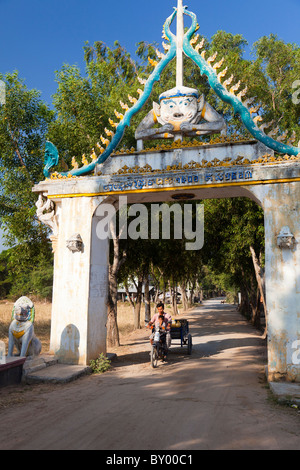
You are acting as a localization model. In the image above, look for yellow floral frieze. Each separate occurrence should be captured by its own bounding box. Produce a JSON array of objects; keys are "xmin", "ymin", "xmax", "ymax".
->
[
  {"xmin": 113, "ymin": 135, "xmax": 252, "ymax": 155},
  {"xmin": 112, "ymin": 153, "xmax": 300, "ymax": 176}
]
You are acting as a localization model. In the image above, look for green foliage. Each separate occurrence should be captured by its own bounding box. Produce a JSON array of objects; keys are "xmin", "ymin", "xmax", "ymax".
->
[
  {"xmin": 2, "ymin": 245, "xmax": 53, "ymax": 300},
  {"xmin": 0, "ymin": 72, "xmax": 54, "ymax": 236},
  {"xmin": 48, "ymin": 41, "xmax": 143, "ymax": 167},
  {"xmin": 0, "ymin": 72, "xmax": 55, "ymax": 299},
  {"xmin": 89, "ymin": 353, "xmax": 111, "ymax": 374},
  {"xmin": 0, "ymin": 249, "xmax": 13, "ymax": 297},
  {"xmin": 0, "ymin": 71, "xmax": 55, "ymax": 183}
]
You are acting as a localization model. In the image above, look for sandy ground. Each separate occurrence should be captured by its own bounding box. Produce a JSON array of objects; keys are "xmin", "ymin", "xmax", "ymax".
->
[{"xmin": 0, "ymin": 298, "xmax": 299, "ymax": 451}]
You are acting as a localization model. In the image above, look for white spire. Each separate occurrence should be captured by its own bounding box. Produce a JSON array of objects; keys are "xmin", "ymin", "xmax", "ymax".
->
[{"xmin": 176, "ymin": 0, "xmax": 184, "ymax": 87}]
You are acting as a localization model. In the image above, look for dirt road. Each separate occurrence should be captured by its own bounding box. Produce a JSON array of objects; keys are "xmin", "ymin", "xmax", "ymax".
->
[{"xmin": 0, "ymin": 299, "xmax": 299, "ymax": 450}]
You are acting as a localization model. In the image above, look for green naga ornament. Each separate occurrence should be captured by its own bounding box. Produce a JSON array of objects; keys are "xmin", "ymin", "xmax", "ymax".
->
[{"xmin": 44, "ymin": 0, "xmax": 300, "ymax": 178}]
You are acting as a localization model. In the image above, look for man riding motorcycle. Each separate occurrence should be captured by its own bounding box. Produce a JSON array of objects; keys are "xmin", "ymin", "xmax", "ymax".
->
[{"xmin": 147, "ymin": 302, "xmax": 172, "ymax": 359}]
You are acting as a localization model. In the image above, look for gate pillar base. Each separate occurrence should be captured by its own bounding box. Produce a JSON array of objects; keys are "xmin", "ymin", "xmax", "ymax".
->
[
  {"xmin": 49, "ymin": 195, "xmax": 109, "ymax": 366},
  {"xmin": 253, "ymin": 183, "xmax": 300, "ymax": 383}
]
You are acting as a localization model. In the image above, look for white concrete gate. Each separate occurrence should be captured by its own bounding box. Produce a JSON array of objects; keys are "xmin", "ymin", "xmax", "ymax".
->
[
  {"xmin": 34, "ymin": 139, "xmax": 300, "ymax": 382},
  {"xmin": 33, "ymin": 1, "xmax": 300, "ymax": 382}
]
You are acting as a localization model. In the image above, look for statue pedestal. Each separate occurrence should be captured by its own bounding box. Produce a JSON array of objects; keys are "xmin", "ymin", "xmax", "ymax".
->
[{"xmin": 0, "ymin": 357, "xmax": 26, "ymax": 387}]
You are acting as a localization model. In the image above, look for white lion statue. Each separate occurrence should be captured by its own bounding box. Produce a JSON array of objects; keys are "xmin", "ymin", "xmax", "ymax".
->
[{"xmin": 8, "ymin": 296, "xmax": 42, "ymax": 357}]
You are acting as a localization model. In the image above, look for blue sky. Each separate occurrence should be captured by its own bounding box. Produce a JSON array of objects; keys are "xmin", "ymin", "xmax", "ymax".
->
[{"xmin": 0, "ymin": 0, "xmax": 299, "ymax": 106}]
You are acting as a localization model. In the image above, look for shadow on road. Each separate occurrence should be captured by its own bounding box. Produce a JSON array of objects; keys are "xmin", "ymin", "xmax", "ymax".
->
[{"xmin": 111, "ymin": 298, "xmax": 267, "ymax": 368}]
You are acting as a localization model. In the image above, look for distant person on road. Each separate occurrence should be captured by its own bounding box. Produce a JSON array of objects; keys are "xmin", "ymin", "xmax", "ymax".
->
[{"xmin": 147, "ymin": 302, "xmax": 172, "ymax": 355}]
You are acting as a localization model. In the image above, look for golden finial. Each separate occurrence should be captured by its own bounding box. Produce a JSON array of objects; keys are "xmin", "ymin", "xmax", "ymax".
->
[
  {"xmin": 217, "ymin": 67, "xmax": 228, "ymax": 82},
  {"xmin": 71, "ymin": 157, "xmax": 78, "ymax": 169},
  {"xmin": 148, "ymin": 57, "xmax": 158, "ymax": 67},
  {"xmin": 244, "ymin": 97, "xmax": 256, "ymax": 108},
  {"xmin": 82, "ymin": 154, "xmax": 89, "ymax": 166},
  {"xmin": 120, "ymin": 101, "xmax": 129, "ymax": 111},
  {"xmin": 109, "ymin": 118, "xmax": 118, "ymax": 128},
  {"xmin": 91, "ymin": 148, "xmax": 98, "ymax": 161},
  {"xmin": 229, "ymin": 80, "xmax": 241, "ymax": 95},
  {"xmin": 128, "ymin": 95, "xmax": 137, "ymax": 104},
  {"xmin": 213, "ymin": 58, "xmax": 225, "ymax": 71},
  {"xmin": 96, "ymin": 142, "xmax": 105, "ymax": 153},
  {"xmin": 259, "ymin": 120, "xmax": 275, "ymax": 133},
  {"xmin": 223, "ymin": 74, "xmax": 234, "ymax": 89},
  {"xmin": 253, "ymin": 115, "xmax": 263, "ymax": 126},
  {"xmin": 197, "ymin": 38, "xmax": 205, "ymax": 49},
  {"xmin": 277, "ymin": 130, "xmax": 289, "ymax": 142},
  {"xmin": 155, "ymin": 49, "xmax": 165, "ymax": 59},
  {"xmin": 287, "ymin": 130, "xmax": 296, "ymax": 146},
  {"xmin": 114, "ymin": 110, "xmax": 124, "ymax": 120},
  {"xmin": 250, "ymin": 104, "xmax": 261, "ymax": 116},
  {"xmin": 100, "ymin": 135, "xmax": 110, "ymax": 147},
  {"xmin": 237, "ymin": 86, "xmax": 248, "ymax": 100},
  {"xmin": 190, "ymin": 34, "xmax": 199, "ymax": 45},
  {"xmin": 207, "ymin": 51, "xmax": 218, "ymax": 65},
  {"xmin": 268, "ymin": 126, "xmax": 280, "ymax": 138},
  {"xmin": 105, "ymin": 127, "xmax": 114, "ymax": 137},
  {"xmin": 137, "ymin": 76, "xmax": 147, "ymax": 85},
  {"xmin": 162, "ymin": 42, "xmax": 171, "ymax": 51}
]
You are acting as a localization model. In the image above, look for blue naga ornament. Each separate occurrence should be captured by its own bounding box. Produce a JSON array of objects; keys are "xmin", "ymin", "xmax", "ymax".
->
[
  {"xmin": 44, "ymin": 3, "xmax": 300, "ymax": 178},
  {"xmin": 43, "ymin": 8, "xmax": 178, "ymax": 178},
  {"xmin": 43, "ymin": 140, "xmax": 59, "ymax": 178},
  {"xmin": 182, "ymin": 7, "xmax": 300, "ymax": 157}
]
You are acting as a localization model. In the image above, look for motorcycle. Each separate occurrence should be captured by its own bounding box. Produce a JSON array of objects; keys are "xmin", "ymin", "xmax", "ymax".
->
[{"xmin": 150, "ymin": 325, "xmax": 168, "ymax": 368}]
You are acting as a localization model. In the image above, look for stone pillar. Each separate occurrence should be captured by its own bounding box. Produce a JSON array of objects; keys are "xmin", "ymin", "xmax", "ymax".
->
[
  {"xmin": 252, "ymin": 183, "xmax": 300, "ymax": 382},
  {"xmin": 49, "ymin": 195, "xmax": 109, "ymax": 365}
]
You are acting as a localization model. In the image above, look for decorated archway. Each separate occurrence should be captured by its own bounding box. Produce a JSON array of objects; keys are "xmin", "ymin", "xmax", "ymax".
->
[{"xmin": 34, "ymin": 1, "xmax": 300, "ymax": 382}]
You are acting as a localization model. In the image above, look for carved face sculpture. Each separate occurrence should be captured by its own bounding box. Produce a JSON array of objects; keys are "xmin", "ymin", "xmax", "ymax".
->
[
  {"xmin": 66, "ymin": 234, "xmax": 84, "ymax": 253},
  {"xmin": 155, "ymin": 86, "xmax": 202, "ymax": 130},
  {"xmin": 13, "ymin": 296, "xmax": 34, "ymax": 322},
  {"xmin": 14, "ymin": 306, "xmax": 31, "ymax": 322},
  {"xmin": 277, "ymin": 226, "xmax": 295, "ymax": 249}
]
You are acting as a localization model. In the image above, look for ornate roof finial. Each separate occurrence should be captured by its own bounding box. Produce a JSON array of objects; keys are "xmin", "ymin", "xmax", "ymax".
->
[{"xmin": 176, "ymin": 0, "xmax": 184, "ymax": 87}]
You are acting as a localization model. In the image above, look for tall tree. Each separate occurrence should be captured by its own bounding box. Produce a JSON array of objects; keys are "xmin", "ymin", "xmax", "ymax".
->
[{"xmin": 0, "ymin": 72, "xmax": 54, "ymax": 298}]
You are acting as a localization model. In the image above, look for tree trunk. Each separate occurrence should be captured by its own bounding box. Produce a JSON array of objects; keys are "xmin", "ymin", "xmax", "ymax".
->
[
  {"xmin": 250, "ymin": 246, "xmax": 268, "ymax": 338},
  {"xmin": 169, "ymin": 280, "xmax": 178, "ymax": 317},
  {"xmin": 107, "ymin": 256, "xmax": 120, "ymax": 348},
  {"xmin": 125, "ymin": 280, "xmax": 134, "ymax": 308},
  {"xmin": 106, "ymin": 220, "xmax": 127, "ymax": 348},
  {"xmin": 189, "ymin": 278, "xmax": 196, "ymax": 307},
  {"xmin": 132, "ymin": 274, "xmax": 144, "ymax": 329},
  {"xmin": 250, "ymin": 287, "xmax": 261, "ymax": 328},
  {"xmin": 180, "ymin": 281, "xmax": 188, "ymax": 311},
  {"xmin": 106, "ymin": 290, "xmax": 119, "ymax": 348},
  {"xmin": 144, "ymin": 276, "xmax": 151, "ymax": 323},
  {"xmin": 238, "ymin": 272, "xmax": 251, "ymax": 318}
]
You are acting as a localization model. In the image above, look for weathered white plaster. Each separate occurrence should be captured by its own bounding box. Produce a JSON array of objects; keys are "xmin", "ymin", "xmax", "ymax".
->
[
  {"xmin": 96, "ymin": 140, "xmax": 270, "ymax": 177},
  {"xmin": 48, "ymin": 195, "xmax": 109, "ymax": 365},
  {"xmin": 251, "ymin": 183, "xmax": 300, "ymax": 382}
]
